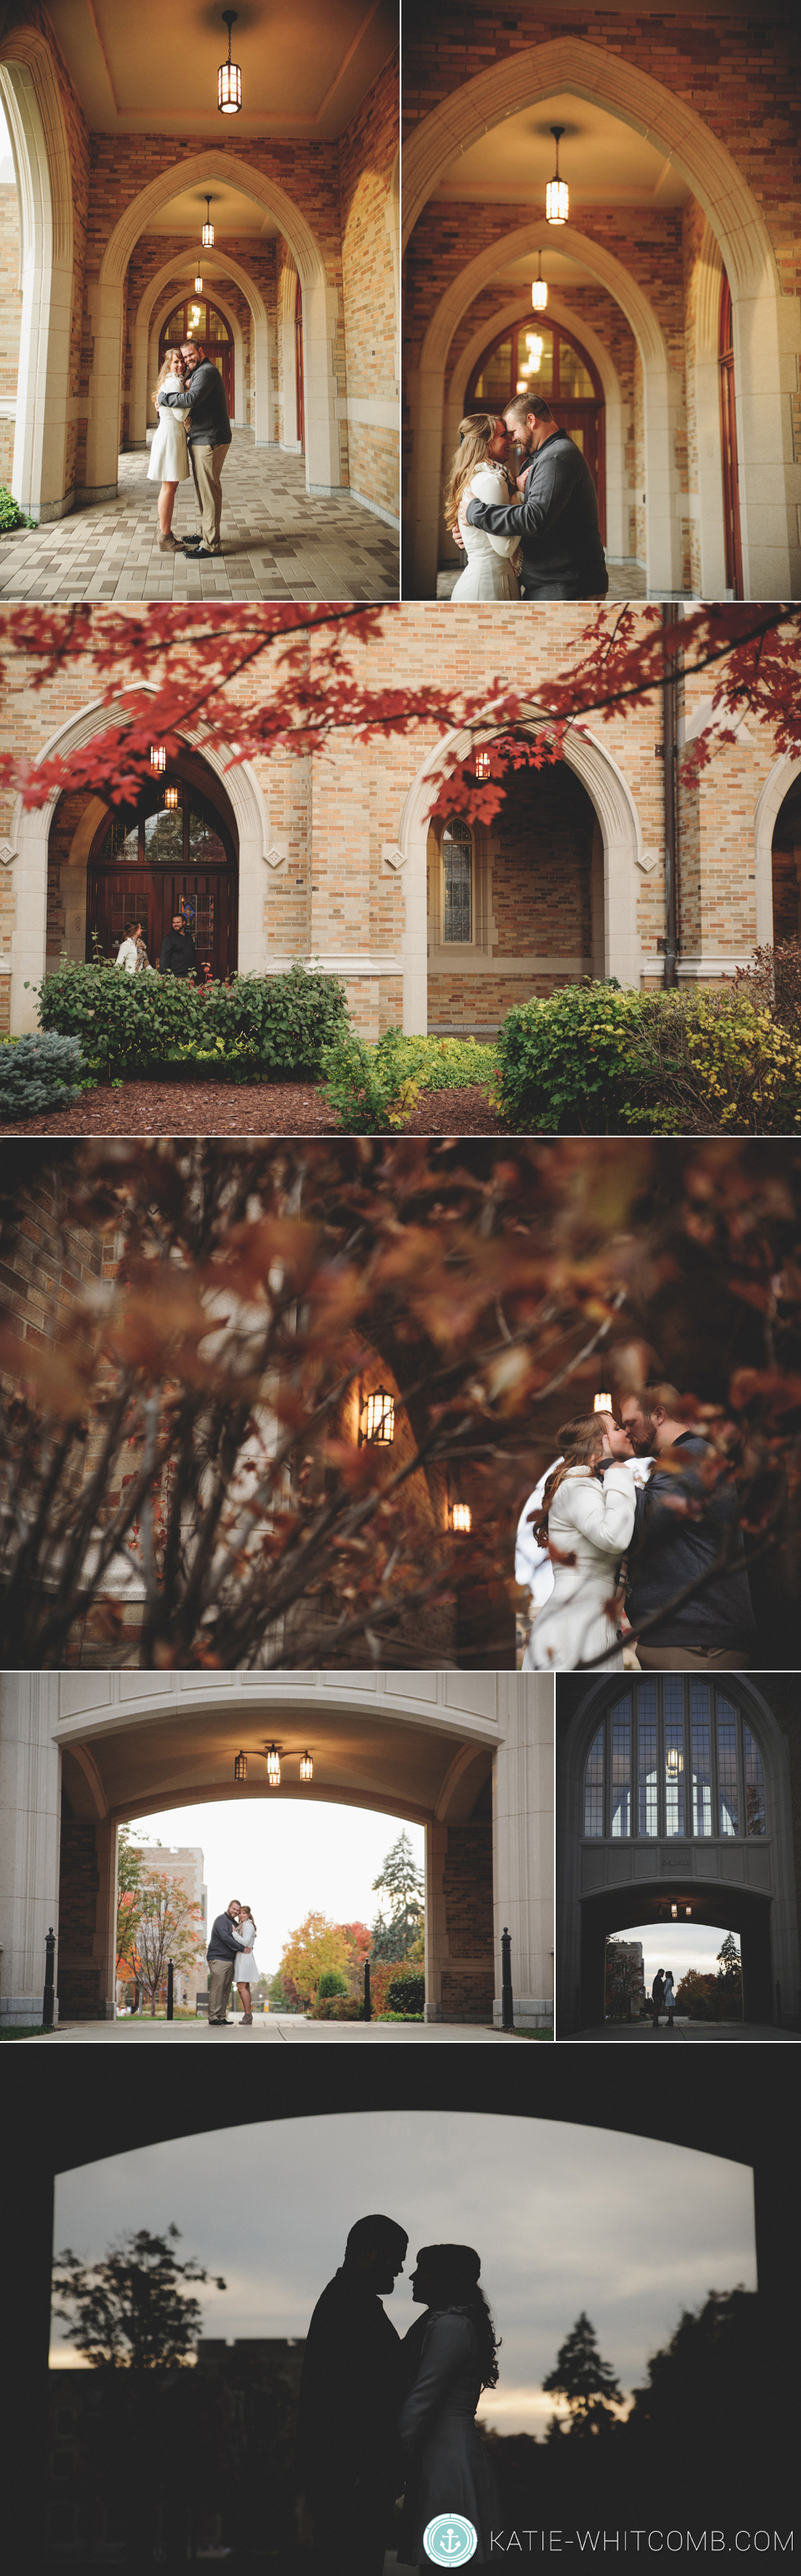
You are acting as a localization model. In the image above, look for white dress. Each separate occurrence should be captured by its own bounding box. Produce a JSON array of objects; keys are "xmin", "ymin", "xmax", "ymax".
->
[
  {"xmin": 234, "ymin": 1920, "xmax": 258, "ymax": 1983},
  {"xmin": 523, "ymin": 1463, "xmax": 637, "ymax": 1671},
  {"xmin": 148, "ymin": 380, "xmax": 190, "ymax": 483},
  {"xmin": 451, "ymin": 466, "xmax": 521, "ymax": 602},
  {"xmin": 399, "ymin": 2308, "xmax": 500, "ymax": 2568}
]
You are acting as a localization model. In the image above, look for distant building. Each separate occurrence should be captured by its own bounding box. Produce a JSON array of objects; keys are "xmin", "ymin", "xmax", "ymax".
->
[
  {"xmin": 122, "ymin": 1843, "xmax": 207, "ymax": 2014},
  {"xmin": 47, "ymin": 2340, "xmax": 306, "ymax": 2560}
]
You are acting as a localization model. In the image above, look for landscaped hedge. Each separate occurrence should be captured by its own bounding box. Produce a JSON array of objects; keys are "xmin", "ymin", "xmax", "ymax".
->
[
  {"xmin": 0, "ymin": 1031, "xmax": 85, "ymax": 1118},
  {"xmin": 494, "ymin": 981, "xmax": 801, "ymax": 1135},
  {"xmin": 385, "ymin": 1974, "xmax": 426, "ymax": 2015},
  {"xmin": 33, "ymin": 959, "xmax": 350, "ymax": 1081},
  {"xmin": 320, "ymin": 1026, "xmax": 498, "ymax": 1132}
]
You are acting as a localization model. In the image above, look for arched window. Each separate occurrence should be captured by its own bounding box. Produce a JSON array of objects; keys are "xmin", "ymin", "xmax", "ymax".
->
[
  {"xmin": 442, "ymin": 822, "xmax": 472, "ymax": 943},
  {"xmin": 159, "ymin": 298, "xmax": 234, "ymax": 415},
  {"xmin": 582, "ymin": 1684, "xmax": 765, "ymax": 1841}
]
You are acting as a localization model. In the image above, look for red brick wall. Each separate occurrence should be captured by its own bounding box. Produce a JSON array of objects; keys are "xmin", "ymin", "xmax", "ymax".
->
[{"xmin": 120, "ymin": 237, "xmax": 279, "ymax": 440}]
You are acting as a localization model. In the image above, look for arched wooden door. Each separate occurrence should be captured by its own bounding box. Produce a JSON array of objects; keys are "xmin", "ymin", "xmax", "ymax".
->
[
  {"xmin": 159, "ymin": 297, "xmax": 234, "ymax": 417},
  {"xmin": 466, "ymin": 317, "xmax": 606, "ymax": 543},
  {"xmin": 86, "ymin": 779, "xmax": 238, "ymax": 982},
  {"xmin": 719, "ymin": 276, "xmax": 743, "ymax": 600},
  {"xmin": 295, "ymin": 274, "xmax": 305, "ymax": 452}
]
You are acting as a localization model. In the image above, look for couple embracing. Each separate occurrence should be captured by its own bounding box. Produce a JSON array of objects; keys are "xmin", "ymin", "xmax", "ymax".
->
[
  {"xmin": 149, "ymin": 340, "xmax": 232, "ymax": 559},
  {"xmin": 445, "ymin": 390, "xmax": 608, "ymax": 601},
  {"xmin": 298, "ymin": 2213, "xmax": 500, "ymax": 2573}
]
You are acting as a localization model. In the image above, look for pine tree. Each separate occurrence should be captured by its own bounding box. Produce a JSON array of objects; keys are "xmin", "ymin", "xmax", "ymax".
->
[
  {"xmin": 542, "ymin": 2311, "xmax": 622, "ymax": 2438},
  {"xmin": 370, "ymin": 1830, "xmax": 424, "ymax": 1961}
]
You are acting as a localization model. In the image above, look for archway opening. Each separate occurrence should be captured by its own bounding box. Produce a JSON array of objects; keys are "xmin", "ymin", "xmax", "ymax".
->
[
  {"xmin": 466, "ymin": 315, "xmax": 607, "ymax": 542},
  {"xmin": 770, "ymin": 775, "xmax": 801, "ymax": 945},
  {"xmin": 718, "ymin": 272, "xmax": 743, "ymax": 600},
  {"xmin": 0, "ymin": 92, "xmax": 20, "ymax": 498},
  {"xmin": 427, "ymin": 759, "xmax": 600, "ymax": 1031},
  {"xmin": 295, "ymin": 272, "xmax": 305, "ymax": 452},
  {"xmin": 604, "ymin": 1918, "xmax": 743, "ymax": 2028},
  {"xmin": 45, "ymin": 745, "xmax": 240, "ymax": 985}
]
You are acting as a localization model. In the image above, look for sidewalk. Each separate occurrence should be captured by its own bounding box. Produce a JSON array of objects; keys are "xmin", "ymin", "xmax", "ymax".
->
[
  {"xmin": 563, "ymin": 2019, "xmax": 800, "ymax": 2044},
  {"xmin": 28, "ymin": 2013, "xmax": 520, "ymax": 2044}
]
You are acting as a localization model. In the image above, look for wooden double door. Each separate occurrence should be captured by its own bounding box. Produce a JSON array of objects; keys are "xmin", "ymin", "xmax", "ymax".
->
[{"xmin": 87, "ymin": 865, "xmax": 235, "ymax": 983}]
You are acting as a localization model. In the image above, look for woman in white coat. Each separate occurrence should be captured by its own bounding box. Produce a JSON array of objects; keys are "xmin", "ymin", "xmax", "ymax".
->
[
  {"xmin": 523, "ymin": 1412, "xmax": 637, "ymax": 1671},
  {"xmin": 234, "ymin": 1905, "xmax": 258, "ymax": 2024},
  {"xmin": 444, "ymin": 414, "xmax": 521, "ymax": 602},
  {"xmin": 399, "ymin": 2243, "xmax": 500, "ymax": 2569},
  {"xmin": 148, "ymin": 347, "xmax": 190, "ymax": 552}
]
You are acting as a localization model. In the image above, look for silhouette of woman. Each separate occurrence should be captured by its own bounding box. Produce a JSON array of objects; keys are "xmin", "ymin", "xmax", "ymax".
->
[{"xmin": 399, "ymin": 2244, "xmax": 501, "ymax": 2568}]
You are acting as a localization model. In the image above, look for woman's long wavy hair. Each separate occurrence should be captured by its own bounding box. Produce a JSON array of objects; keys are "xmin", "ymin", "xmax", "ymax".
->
[
  {"xmin": 532, "ymin": 1411, "xmax": 613, "ymax": 1545},
  {"xmin": 420, "ymin": 2248, "xmax": 501, "ymax": 2389},
  {"xmin": 152, "ymin": 347, "xmax": 184, "ymax": 411},
  {"xmin": 444, "ymin": 412, "xmax": 504, "ymax": 533}
]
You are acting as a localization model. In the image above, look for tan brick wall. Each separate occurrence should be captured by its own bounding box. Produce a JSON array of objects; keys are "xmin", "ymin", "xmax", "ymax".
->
[
  {"xmin": 0, "ymin": 182, "xmax": 21, "ymax": 401},
  {"xmin": 338, "ymin": 49, "xmax": 399, "ymax": 517}
]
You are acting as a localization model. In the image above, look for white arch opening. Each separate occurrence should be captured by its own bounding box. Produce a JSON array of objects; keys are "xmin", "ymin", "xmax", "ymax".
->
[
  {"xmin": 0, "ymin": 34, "xmax": 73, "ymax": 521},
  {"xmin": 130, "ymin": 252, "xmax": 274, "ymax": 448}
]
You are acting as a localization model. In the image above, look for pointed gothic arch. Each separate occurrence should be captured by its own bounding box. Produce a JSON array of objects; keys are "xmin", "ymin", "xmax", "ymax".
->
[{"xmin": 0, "ymin": 30, "xmax": 74, "ymax": 520}]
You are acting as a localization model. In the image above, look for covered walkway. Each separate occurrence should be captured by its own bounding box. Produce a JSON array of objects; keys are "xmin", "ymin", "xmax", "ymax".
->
[{"xmin": 0, "ymin": 431, "xmax": 399, "ymax": 604}]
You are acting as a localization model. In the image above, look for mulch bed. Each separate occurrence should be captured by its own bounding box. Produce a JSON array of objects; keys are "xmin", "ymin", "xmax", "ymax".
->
[{"xmin": 0, "ymin": 1079, "xmax": 506, "ymax": 1137}]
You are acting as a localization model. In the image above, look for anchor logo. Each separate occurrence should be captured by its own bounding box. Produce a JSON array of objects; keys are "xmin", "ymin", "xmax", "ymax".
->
[{"xmin": 423, "ymin": 2513, "xmax": 478, "ymax": 2563}]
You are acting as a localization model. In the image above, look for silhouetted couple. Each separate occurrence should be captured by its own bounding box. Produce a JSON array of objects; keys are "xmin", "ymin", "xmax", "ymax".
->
[
  {"xmin": 651, "ymin": 1969, "xmax": 677, "ymax": 2030},
  {"xmin": 298, "ymin": 2213, "xmax": 500, "ymax": 2573}
]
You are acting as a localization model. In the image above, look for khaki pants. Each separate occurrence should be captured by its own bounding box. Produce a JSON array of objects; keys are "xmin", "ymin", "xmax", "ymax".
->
[
  {"xmin": 207, "ymin": 1958, "xmax": 234, "ymax": 2023},
  {"xmin": 637, "ymin": 1645, "xmax": 752, "ymax": 1671},
  {"xmin": 189, "ymin": 441, "xmax": 229, "ymax": 549}
]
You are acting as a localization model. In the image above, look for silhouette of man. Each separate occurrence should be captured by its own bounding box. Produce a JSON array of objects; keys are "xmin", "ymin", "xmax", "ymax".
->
[
  {"xmin": 298, "ymin": 2212, "xmax": 408, "ymax": 2575},
  {"xmin": 651, "ymin": 1969, "xmax": 666, "ymax": 2031}
]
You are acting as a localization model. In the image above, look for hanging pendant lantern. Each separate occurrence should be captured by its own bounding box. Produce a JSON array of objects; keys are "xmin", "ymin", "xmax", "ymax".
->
[
  {"xmin": 202, "ymin": 195, "xmax": 214, "ymax": 250},
  {"xmin": 164, "ymin": 784, "xmax": 179, "ymax": 811},
  {"xmin": 474, "ymin": 749, "xmax": 491, "ymax": 779},
  {"xmin": 150, "ymin": 745, "xmax": 166, "ymax": 774},
  {"xmin": 546, "ymin": 126, "xmax": 569, "ymax": 226},
  {"xmin": 218, "ymin": 11, "xmax": 242, "ymax": 114},
  {"xmin": 360, "ymin": 1385, "xmax": 395, "ymax": 1445},
  {"xmin": 194, "ymin": 271, "xmax": 204, "ymax": 295},
  {"xmin": 300, "ymin": 1750, "xmax": 314, "ymax": 1784},
  {"xmin": 234, "ymin": 1751, "xmax": 248, "ymax": 1782},
  {"xmin": 531, "ymin": 251, "xmax": 548, "ymax": 313},
  {"xmin": 450, "ymin": 1501, "xmax": 472, "ymax": 1533},
  {"xmin": 265, "ymin": 1742, "xmax": 281, "ymax": 1787},
  {"xmin": 593, "ymin": 1393, "xmax": 612, "ymax": 1414}
]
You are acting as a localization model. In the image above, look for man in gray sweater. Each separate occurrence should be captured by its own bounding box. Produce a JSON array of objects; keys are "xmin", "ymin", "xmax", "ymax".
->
[
  {"xmin": 162, "ymin": 340, "xmax": 232, "ymax": 557},
  {"xmin": 466, "ymin": 391, "xmax": 608, "ymax": 598}
]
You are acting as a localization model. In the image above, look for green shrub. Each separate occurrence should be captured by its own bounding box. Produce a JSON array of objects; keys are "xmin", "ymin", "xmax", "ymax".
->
[
  {"xmin": 0, "ymin": 485, "xmax": 35, "ymax": 534},
  {"xmin": 375, "ymin": 2010, "xmax": 426, "ymax": 2022},
  {"xmin": 315, "ymin": 1996, "xmax": 364, "ymax": 2021},
  {"xmin": 320, "ymin": 1030, "xmax": 421, "ymax": 1132},
  {"xmin": 33, "ymin": 959, "xmax": 350, "ymax": 1081},
  {"xmin": 316, "ymin": 1970, "xmax": 349, "ymax": 1999},
  {"xmin": 378, "ymin": 1030, "xmax": 499, "ymax": 1092},
  {"xmin": 494, "ymin": 981, "xmax": 801, "ymax": 1135},
  {"xmin": 385, "ymin": 1974, "xmax": 426, "ymax": 2015},
  {"xmin": 0, "ymin": 1030, "xmax": 85, "ymax": 1118}
]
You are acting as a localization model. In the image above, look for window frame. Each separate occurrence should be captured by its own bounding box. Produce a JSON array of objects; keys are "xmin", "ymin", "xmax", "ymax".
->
[
  {"xmin": 582, "ymin": 1683, "xmax": 766, "ymax": 1843},
  {"xmin": 441, "ymin": 819, "xmax": 474, "ymax": 945}
]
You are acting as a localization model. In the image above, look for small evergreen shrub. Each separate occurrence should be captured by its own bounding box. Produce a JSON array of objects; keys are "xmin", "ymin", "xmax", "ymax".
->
[
  {"xmin": 0, "ymin": 485, "xmax": 35, "ymax": 534},
  {"xmin": 0, "ymin": 1030, "xmax": 85, "ymax": 1118},
  {"xmin": 494, "ymin": 981, "xmax": 801, "ymax": 1135},
  {"xmin": 33, "ymin": 959, "xmax": 350, "ymax": 1081},
  {"xmin": 385, "ymin": 1974, "xmax": 426, "ymax": 2015},
  {"xmin": 316, "ymin": 1970, "xmax": 349, "ymax": 1999}
]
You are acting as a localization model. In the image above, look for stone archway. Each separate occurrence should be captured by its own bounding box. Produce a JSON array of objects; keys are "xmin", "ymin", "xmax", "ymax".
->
[
  {"xmin": 130, "ymin": 254, "xmax": 273, "ymax": 446},
  {"xmin": 403, "ymin": 35, "xmax": 799, "ymax": 602},
  {"xmin": 753, "ymin": 754, "xmax": 801, "ymax": 946},
  {"xmin": 408, "ymin": 220, "xmax": 681, "ymax": 598},
  {"xmin": 0, "ymin": 33, "xmax": 74, "ymax": 522},
  {"xmin": 279, "ymin": 254, "xmax": 302, "ymax": 454},
  {"xmin": 391, "ymin": 711, "xmax": 648, "ymax": 1031},
  {"xmin": 6, "ymin": 689, "xmax": 271, "ymax": 1032},
  {"xmin": 0, "ymin": 1671, "xmax": 553, "ymax": 2031},
  {"xmin": 446, "ymin": 292, "xmax": 628, "ymax": 567},
  {"xmin": 148, "ymin": 287, "xmax": 246, "ymax": 436},
  {"xmin": 84, "ymin": 149, "xmax": 339, "ymax": 502}
]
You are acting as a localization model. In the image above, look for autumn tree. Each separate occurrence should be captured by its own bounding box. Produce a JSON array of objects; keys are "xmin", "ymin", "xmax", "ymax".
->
[
  {"xmin": 52, "ymin": 2224, "xmax": 225, "ymax": 2370},
  {"xmin": 2, "ymin": 1137, "xmax": 801, "ymax": 1670},
  {"xmin": 129, "ymin": 1865, "xmax": 205, "ymax": 2015},
  {"xmin": 116, "ymin": 1824, "xmax": 145, "ymax": 1982},
  {"xmin": 278, "ymin": 1911, "xmax": 351, "ymax": 2007},
  {"xmin": 542, "ymin": 2311, "xmax": 622, "ymax": 2439}
]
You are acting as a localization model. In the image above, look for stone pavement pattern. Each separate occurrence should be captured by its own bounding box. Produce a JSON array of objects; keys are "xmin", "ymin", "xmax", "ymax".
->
[
  {"xmin": 0, "ymin": 432, "xmax": 400, "ymax": 604},
  {"xmin": 30, "ymin": 2013, "xmax": 521, "ymax": 2043},
  {"xmin": 436, "ymin": 559, "xmax": 672, "ymax": 602}
]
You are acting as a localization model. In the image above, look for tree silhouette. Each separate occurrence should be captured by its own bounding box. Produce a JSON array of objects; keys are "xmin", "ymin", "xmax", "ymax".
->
[
  {"xmin": 52, "ymin": 2224, "xmax": 226, "ymax": 2369},
  {"xmin": 542, "ymin": 2312, "xmax": 622, "ymax": 2437}
]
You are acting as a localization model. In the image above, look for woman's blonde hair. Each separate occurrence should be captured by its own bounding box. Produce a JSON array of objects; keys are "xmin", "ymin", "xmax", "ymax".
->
[
  {"xmin": 444, "ymin": 412, "xmax": 502, "ymax": 533},
  {"xmin": 532, "ymin": 1413, "xmax": 613, "ymax": 1544},
  {"xmin": 152, "ymin": 348, "xmax": 184, "ymax": 409}
]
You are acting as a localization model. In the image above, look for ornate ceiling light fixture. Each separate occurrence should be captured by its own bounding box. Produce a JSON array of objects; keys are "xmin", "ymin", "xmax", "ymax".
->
[
  {"xmin": 218, "ymin": 11, "xmax": 242, "ymax": 114},
  {"xmin": 546, "ymin": 125, "xmax": 569, "ymax": 226}
]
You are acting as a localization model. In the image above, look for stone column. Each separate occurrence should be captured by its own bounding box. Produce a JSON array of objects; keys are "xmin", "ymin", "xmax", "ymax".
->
[
  {"xmin": 0, "ymin": 1674, "xmax": 61, "ymax": 2025},
  {"xmin": 424, "ymin": 1817, "xmax": 446, "ymax": 2021},
  {"xmin": 492, "ymin": 1673, "xmax": 554, "ymax": 2029}
]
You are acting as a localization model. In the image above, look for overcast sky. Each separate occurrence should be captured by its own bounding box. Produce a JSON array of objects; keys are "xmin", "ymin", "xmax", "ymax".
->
[
  {"xmin": 134, "ymin": 1801, "xmax": 425, "ymax": 1974},
  {"xmin": 613, "ymin": 1922, "xmax": 740, "ymax": 1991},
  {"xmin": 50, "ymin": 2112, "xmax": 756, "ymax": 2433}
]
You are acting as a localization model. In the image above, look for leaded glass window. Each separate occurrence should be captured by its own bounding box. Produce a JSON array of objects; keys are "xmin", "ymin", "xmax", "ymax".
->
[
  {"xmin": 637, "ymin": 1681, "xmax": 657, "ymax": 1837},
  {"xmin": 442, "ymin": 824, "xmax": 472, "ymax": 943},
  {"xmin": 691, "ymin": 1683, "xmax": 713, "ymax": 1837},
  {"xmin": 582, "ymin": 1687, "xmax": 766, "ymax": 1841},
  {"xmin": 584, "ymin": 1722, "xmax": 604, "ymax": 1837},
  {"xmin": 610, "ymin": 1697, "xmax": 631, "ymax": 1837},
  {"xmin": 718, "ymin": 1701, "xmax": 738, "ymax": 1836},
  {"xmin": 664, "ymin": 1678, "xmax": 685, "ymax": 1836},
  {"xmin": 744, "ymin": 1725, "xmax": 765, "ymax": 1834}
]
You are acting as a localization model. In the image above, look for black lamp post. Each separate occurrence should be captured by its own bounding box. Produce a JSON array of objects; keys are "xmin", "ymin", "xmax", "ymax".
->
[
  {"xmin": 501, "ymin": 1924, "xmax": 514, "ymax": 2032},
  {"xmin": 364, "ymin": 1962, "xmax": 371, "ymax": 2022},
  {"xmin": 167, "ymin": 1961, "xmax": 174, "ymax": 2022},
  {"xmin": 43, "ymin": 1926, "xmax": 55, "ymax": 2030}
]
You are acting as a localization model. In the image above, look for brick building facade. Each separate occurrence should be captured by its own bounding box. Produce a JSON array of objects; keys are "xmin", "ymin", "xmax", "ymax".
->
[
  {"xmin": 401, "ymin": 3, "xmax": 801, "ymax": 600},
  {"xmin": 1, "ymin": 604, "xmax": 798, "ymax": 1040},
  {"xmin": 0, "ymin": 3, "xmax": 399, "ymax": 529}
]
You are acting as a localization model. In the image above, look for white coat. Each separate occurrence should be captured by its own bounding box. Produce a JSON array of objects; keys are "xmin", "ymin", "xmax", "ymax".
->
[
  {"xmin": 451, "ymin": 466, "xmax": 521, "ymax": 601},
  {"xmin": 523, "ymin": 1462, "xmax": 637, "ymax": 1670},
  {"xmin": 148, "ymin": 379, "xmax": 190, "ymax": 482}
]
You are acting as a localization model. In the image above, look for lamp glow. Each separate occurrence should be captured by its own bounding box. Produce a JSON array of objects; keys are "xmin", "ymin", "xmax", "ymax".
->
[
  {"xmin": 218, "ymin": 11, "xmax": 242, "ymax": 113},
  {"xmin": 474, "ymin": 749, "xmax": 491, "ymax": 779},
  {"xmin": 451, "ymin": 1502, "xmax": 472, "ymax": 1533},
  {"xmin": 515, "ymin": 378, "xmax": 527, "ymax": 392},
  {"xmin": 164, "ymin": 784, "xmax": 179, "ymax": 810},
  {"xmin": 234, "ymin": 1750, "xmax": 247, "ymax": 1782},
  {"xmin": 202, "ymin": 195, "xmax": 214, "ymax": 250},
  {"xmin": 593, "ymin": 1393, "xmax": 612, "ymax": 1414},
  {"xmin": 546, "ymin": 126, "xmax": 569, "ymax": 226},
  {"xmin": 150, "ymin": 745, "xmax": 166, "ymax": 774},
  {"xmin": 671, "ymin": 1902, "xmax": 678, "ymax": 1918},
  {"xmin": 524, "ymin": 332, "xmax": 544, "ymax": 373},
  {"xmin": 265, "ymin": 1742, "xmax": 281, "ymax": 1787},
  {"xmin": 194, "ymin": 272, "xmax": 204, "ymax": 294},
  {"xmin": 300, "ymin": 1749, "xmax": 314, "ymax": 1783},
  {"xmin": 189, "ymin": 305, "xmax": 203, "ymax": 330},
  {"xmin": 360, "ymin": 1386, "xmax": 395, "ymax": 1444},
  {"xmin": 531, "ymin": 253, "xmax": 547, "ymax": 313}
]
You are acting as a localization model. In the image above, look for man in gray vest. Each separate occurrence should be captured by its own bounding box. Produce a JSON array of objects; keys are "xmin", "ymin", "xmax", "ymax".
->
[
  {"xmin": 162, "ymin": 340, "xmax": 232, "ymax": 558},
  {"xmin": 466, "ymin": 391, "xmax": 608, "ymax": 598}
]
